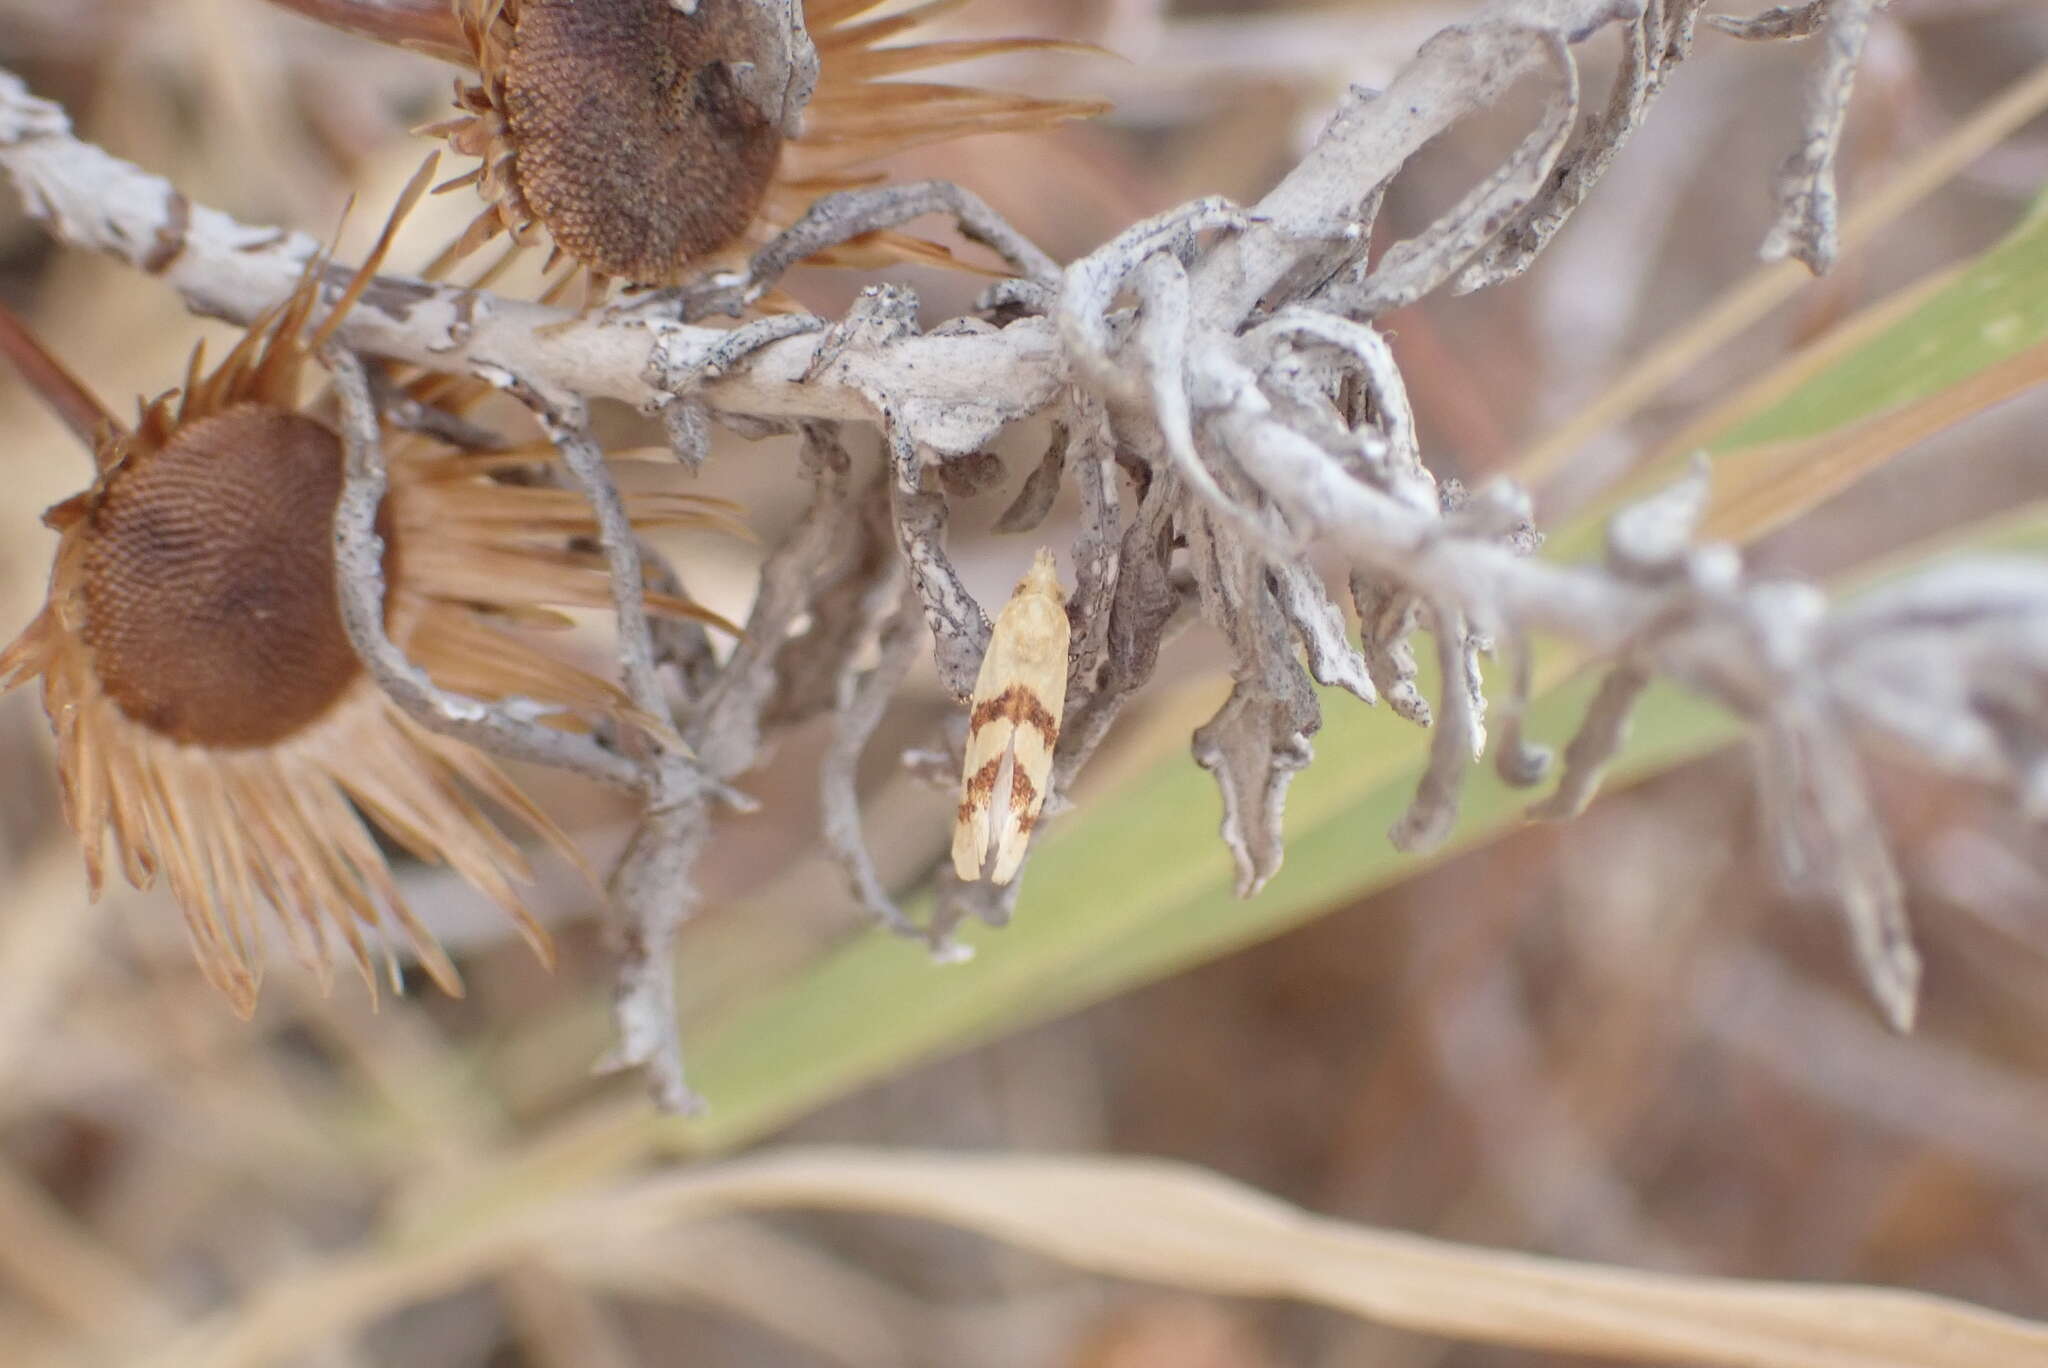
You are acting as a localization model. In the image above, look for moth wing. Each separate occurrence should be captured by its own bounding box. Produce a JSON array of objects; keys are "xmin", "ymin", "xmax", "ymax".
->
[
  {"xmin": 952, "ymin": 724, "xmax": 1004, "ymax": 882},
  {"xmin": 954, "ymin": 592, "xmax": 1070, "ymax": 883}
]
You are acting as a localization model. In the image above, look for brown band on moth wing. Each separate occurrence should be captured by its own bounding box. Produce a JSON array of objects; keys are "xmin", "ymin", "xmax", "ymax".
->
[
  {"xmin": 967, "ymin": 685, "xmax": 1060, "ymax": 744},
  {"xmin": 1008, "ymin": 764, "xmax": 1042, "ymax": 817},
  {"xmin": 957, "ymin": 756, "xmax": 1004, "ymax": 824},
  {"xmin": 259, "ymin": 0, "xmax": 472, "ymax": 65}
]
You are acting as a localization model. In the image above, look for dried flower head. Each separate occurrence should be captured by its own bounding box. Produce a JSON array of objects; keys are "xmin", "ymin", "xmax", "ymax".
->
[
  {"xmin": 422, "ymin": 0, "xmax": 1106, "ymax": 290},
  {"xmin": 0, "ymin": 165, "xmax": 734, "ymax": 1014}
]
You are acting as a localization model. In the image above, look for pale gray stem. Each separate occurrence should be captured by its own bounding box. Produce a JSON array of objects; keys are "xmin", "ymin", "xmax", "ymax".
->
[
  {"xmin": 890, "ymin": 478, "xmax": 991, "ymax": 701},
  {"xmin": 1494, "ymin": 633, "xmax": 1556, "ymax": 789},
  {"xmin": 819, "ymin": 576, "xmax": 929, "ymax": 944},
  {"xmin": 324, "ymin": 347, "xmax": 642, "ymax": 791},
  {"xmin": 1389, "ymin": 598, "xmax": 1483, "ymax": 854},
  {"xmin": 1757, "ymin": 0, "xmax": 1879, "ymax": 273},
  {"xmin": 1528, "ymin": 662, "xmax": 1654, "ymax": 820}
]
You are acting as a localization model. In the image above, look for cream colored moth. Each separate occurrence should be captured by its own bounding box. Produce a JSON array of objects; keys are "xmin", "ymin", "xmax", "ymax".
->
[{"xmin": 953, "ymin": 548, "xmax": 1070, "ymax": 884}]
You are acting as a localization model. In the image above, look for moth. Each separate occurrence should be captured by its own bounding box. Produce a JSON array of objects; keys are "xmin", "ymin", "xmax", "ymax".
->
[{"xmin": 953, "ymin": 549, "xmax": 1070, "ymax": 884}]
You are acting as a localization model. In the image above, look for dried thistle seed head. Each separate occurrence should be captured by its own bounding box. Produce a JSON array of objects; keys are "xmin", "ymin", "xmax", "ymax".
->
[
  {"xmin": 502, "ymin": 0, "xmax": 784, "ymax": 283},
  {"xmin": 78, "ymin": 403, "xmax": 362, "ymax": 748},
  {"xmin": 0, "ymin": 163, "xmax": 738, "ymax": 1015},
  {"xmin": 423, "ymin": 0, "xmax": 1108, "ymax": 293}
]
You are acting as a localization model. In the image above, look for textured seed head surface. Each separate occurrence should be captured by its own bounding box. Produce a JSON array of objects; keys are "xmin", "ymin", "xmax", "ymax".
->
[
  {"xmin": 81, "ymin": 403, "xmax": 362, "ymax": 748},
  {"xmin": 504, "ymin": 0, "xmax": 785, "ymax": 283}
]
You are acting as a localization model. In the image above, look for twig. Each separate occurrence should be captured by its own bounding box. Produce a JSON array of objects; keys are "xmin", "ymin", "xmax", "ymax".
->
[
  {"xmin": 1340, "ymin": 28, "xmax": 1580, "ymax": 316},
  {"xmin": 1744, "ymin": 0, "xmax": 1882, "ymax": 272},
  {"xmin": 325, "ymin": 347, "xmax": 642, "ymax": 791},
  {"xmin": 1528, "ymin": 662, "xmax": 1654, "ymax": 820},
  {"xmin": 891, "ymin": 478, "xmax": 991, "ymax": 702},
  {"xmin": 1389, "ymin": 596, "xmax": 1482, "ymax": 854},
  {"xmin": 819, "ymin": 576, "xmax": 930, "ymax": 945},
  {"xmin": 1462, "ymin": 2, "xmax": 1711, "ymax": 290},
  {"xmin": 514, "ymin": 388, "xmax": 735, "ymax": 1114}
]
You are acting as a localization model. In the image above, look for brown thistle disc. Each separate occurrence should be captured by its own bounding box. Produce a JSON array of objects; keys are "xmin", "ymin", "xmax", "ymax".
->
[
  {"xmin": 80, "ymin": 402, "xmax": 362, "ymax": 749},
  {"xmin": 501, "ymin": 0, "xmax": 785, "ymax": 283}
]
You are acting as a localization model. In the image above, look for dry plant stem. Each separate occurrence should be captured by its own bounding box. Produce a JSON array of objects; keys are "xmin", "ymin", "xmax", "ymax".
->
[
  {"xmin": 1750, "ymin": 706, "xmax": 1920, "ymax": 1031},
  {"xmin": 1191, "ymin": 0, "xmax": 1635, "ymax": 327},
  {"xmin": 1493, "ymin": 633, "xmax": 1556, "ymax": 787},
  {"xmin": 1130, "ymin": 249, "xmax": 1296, "ymax": 556},
  {"xmin": 364, "ymin": 368, "xmax": 504, "ymax": 451},
  {"xmin": 681, "ymin": 424, "xmax": 853, "ymax": 772},
  {"xmin": 1052, "ymin": 459, "xmax": 1185, "ymax": 790},
  {"xmin": 1063, "ymin": 405, "xmax": 1121, "ymax": 680},
  {"xmin": 603, "ymin": 800, "xmax": 712, "ymax": 1115},
  {"xmin": 325, "ymin": 348, "xmax": 642, "ymax": 791},
  {"xmin": 892, "ymin": 478, "xmax": 991, "ymax": 702},
  {"xmin": 639, "ymin": 180, "xmax": 1060, "ymax": 322},
  {"xmin": 1389, "ymin": 597, "xmax": 1484, "ymax": 853},
  {"xmin": 639, "ymin": 547, "xmax": 721, "ymax": 703},
  {"xmin": 1344, "ymin": 28, "xmax": 1581, "ymax": 317},
  {"xmin": 1745, "ymin": 0, "xmax": 1879, "ymax": 273},
  {"xmin": 526, "ymin": 400, "xmax": 668, "ymax": 723},
  {"xmin": 1177, "ymin": 324, "xmax": 2037, "ymax": 1030},
  {"xmin": 992, "ymin": 420, "xmax": 1069, "ymax": 534},
  {"xmin": 683, "ymin": 416, "xmax": 936, "ymax": 945},
  {"xmin": 521, "ymin": 391, "xmax": 732, "ymax": 1115},
  {"xmin": 1462, "ymin": 0, "xmax": 1710, "ymax": 289},
  {"xmin": 746, "ymin": 180, "xmax": 1062, "ymax": 297},
  {"xmin": 1528, "ymin": 661, "xmax": 1653, "ymax": 818},
  {"xmin": 0, "ymin": 3, "xmax": 1861, "ymax": 428},
  {"xmin": 1059, "ymin": 196, "xmax": 1250, "ymax": 407},
  {"xmin": 1711, "ymin": 2, "xmax": 1832, "ymax": 41},
  {"xmin": 649, "ymin": 313, "xmax": 825, "ymax": 468},
  {"xmin": 136, "ymin": 1149, "xmax": 2048, "ymax": 1368},
  {"xmin": 0, "ymin": 69, "xmax": 1065, "ymax": 438},
  {"xmin": 342, "ymin": 352, "xmax": 736, "ymax": 1112},
  {"xmin": 1274, "ymin": 560, "xmax": 1376, "ymax": 705},
  {"xmin": 820, "ymin": 577, "xmax": 929, "ymax": 945}
]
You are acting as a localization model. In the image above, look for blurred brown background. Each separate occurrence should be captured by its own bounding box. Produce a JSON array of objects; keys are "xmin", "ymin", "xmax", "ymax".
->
[{"xmin": 1, "ymin": 1, "xmax": 2046, "ymax": 1364}]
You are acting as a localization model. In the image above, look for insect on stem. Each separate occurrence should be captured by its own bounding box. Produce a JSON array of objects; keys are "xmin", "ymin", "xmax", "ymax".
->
[{"xmin": 954, "ymin": 548, "xmax": 1070, "ymax": 885}]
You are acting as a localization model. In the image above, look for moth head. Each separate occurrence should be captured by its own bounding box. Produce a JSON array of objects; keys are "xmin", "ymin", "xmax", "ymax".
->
[{"xmin": 1019, "ymin": 546, "xmax": 1066, "ymax": 606}]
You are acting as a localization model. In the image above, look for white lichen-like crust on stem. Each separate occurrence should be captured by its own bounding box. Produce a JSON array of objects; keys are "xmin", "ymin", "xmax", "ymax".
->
[{"xmin": 2, "ymin": 0, "xmax": 2039, "ymax": 1108}]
